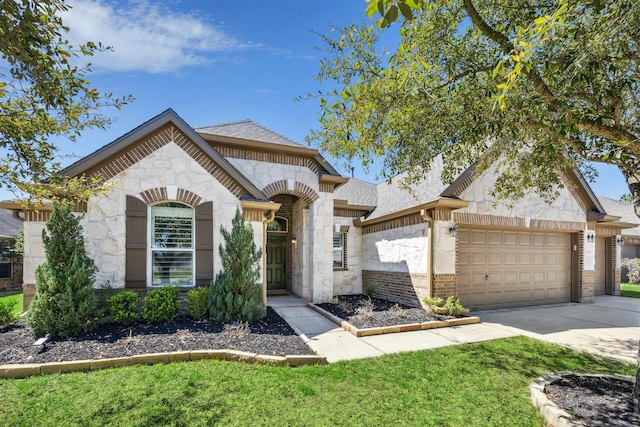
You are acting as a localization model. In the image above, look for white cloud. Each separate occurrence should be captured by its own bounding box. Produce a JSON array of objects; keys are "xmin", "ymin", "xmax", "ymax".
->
[{"xmin": 62, "ymin": 0, "xmax": 255, "ymax": 73}]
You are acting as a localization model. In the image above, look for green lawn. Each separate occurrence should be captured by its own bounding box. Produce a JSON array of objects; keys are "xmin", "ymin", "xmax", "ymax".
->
[
  {"xmin": 0, "ymin": 336, "xmax": 634, "ymax": 426},
  {"xmin": 0, "ymin": 291, "xmax": 22, "ymax": 316},
  {"xmin": 621, "ymin": 283, "xmax": 640, "ymax": 298}
]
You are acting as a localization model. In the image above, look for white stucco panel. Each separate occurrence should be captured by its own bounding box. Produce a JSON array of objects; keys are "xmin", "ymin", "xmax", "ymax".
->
[
  {"xmin": 362, "ymin": 223, "xmax": 429, "ymax": 274},
  {"xmin": 458, "ymin": 168, "xmax": 585, "ymax": 222}
]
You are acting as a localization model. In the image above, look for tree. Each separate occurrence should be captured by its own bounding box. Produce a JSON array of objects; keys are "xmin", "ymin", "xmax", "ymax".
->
[
  {"xmin": 28, "ymin": 202, "xmax": 98, "ymax": 337},
  {"xmin": 208, "ymin": 207, "xmax": 266, "ymax": 323},
  {"xmin": 310, "ymin": 1, "xmax": 639, "ymax": 210},
  {"xmin": 621, "ymin": 194, "xmax": 634, "ymax": 204},
  {"xmin": 0, "ymin": 0, "xmax": 131, "ymax": 204},
  {"xmin": 313, "ymin": 0, "xmax": 640, "ymax": 411}
]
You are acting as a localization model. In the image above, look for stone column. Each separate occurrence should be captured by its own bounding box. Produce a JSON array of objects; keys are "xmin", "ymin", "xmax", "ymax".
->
[
  {"xmin": 309, "ymin": 192, "xmax": 334, "ymax": 303},
  {"xmin": 431, "ymin": 209, "xmax": 458, "ymax": 299},
  {"xmin": 613, "ymin": 236, "xmax": 621, "ymax": 296}
]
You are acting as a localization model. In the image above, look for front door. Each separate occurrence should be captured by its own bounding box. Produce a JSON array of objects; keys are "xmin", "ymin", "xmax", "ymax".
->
[{"xmin": 266, "ymin": 235, "xmax": 286, "ymax": 290}]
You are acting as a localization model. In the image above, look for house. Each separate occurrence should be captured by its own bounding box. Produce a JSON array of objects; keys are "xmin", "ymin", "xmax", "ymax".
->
[
  {"xmin": 0, "ymin": 208, "xmax": 23, "ymax": 293},
  {"xmin": 597, "ymin": 197, "xmax": 640, "ymax": 282},
  {"xmin": 1, "ymin": 109, "xmax": 631, "ymax": 311}
]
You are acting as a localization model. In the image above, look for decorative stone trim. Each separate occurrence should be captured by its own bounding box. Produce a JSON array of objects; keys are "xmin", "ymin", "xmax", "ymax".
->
[
  {"xmin": 176, "ymin": 189, "xmax": 203, "ymax": 207},
  {"xmin": 431, "ymin": 207, "xmax": 452, "ymax": 221},
  {"xmin": 334, "ymin": 208, "xmax": 370, "ymax": 218},
  {"xmin": 530, "ymin": 219, "xmax": 587, "ymax": 231},
  {"xmin": 559, "ymin": 171, "xmax": 589, "ymax": 212},
  {"xmin": 261, "ymin": 180, "xmax": 319, "ymax": 205},
  {"xmin": 449, "ymin": 175, "xmax": 474, "ymax": 197},
  {"xmin": 0, "ymin": 351, "xmax": 327, "ymax": 379},
  {"xmin": 319, "ymin": 183, "xmax": 334, "ymax": 193},
  {"xmin": 339, "ymin": 225, "xmax": 349, "ymax": 233},
  {"xmin": 24, "ymin": 211, "xmax": 51, "ymax": 222},
  {"xmin": 595, "ymin": 227, "xmax": 620, "ymax": 237},
  {"xmin": 242, "ymin": 209, "xmax": 265, "ymax": 222},
  {"xmin": 140, "ymin": 187, "xmax": 168, "ymax": 205},
  {"xmin": 85, "ymin": 124, "xmax": 246, "ymax": 198},
  {"xmin": 139, "ymin": 187, "xmax": 202, "ymax": 207},
  {"xmin": 361, "ymin": 212, "xmax": 424, "ymax": 235},
  {"xmin": 308, "ymin": 303, "xmax": 480, "ymax": 338},
  {"xmin": 625, "ymin": 237, "xmax": 640, "ymax": 245},
  {"xmin": 214, "ymin": 146, "xmax": 321, "ymax": 174}
]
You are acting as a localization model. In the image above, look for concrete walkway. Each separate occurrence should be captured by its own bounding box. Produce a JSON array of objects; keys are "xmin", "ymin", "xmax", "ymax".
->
[
  {"xmin": 269, "ymin": 295, "xmax": 517, "ymax": 363},
  {"xmin": 270, "ymin": 295, "xmax": 640, "ymax": 363}
]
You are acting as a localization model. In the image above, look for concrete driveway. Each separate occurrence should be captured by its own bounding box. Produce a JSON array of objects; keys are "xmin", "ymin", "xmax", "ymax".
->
[{"xmin": 477, "ymin": 295, "xmax": 640, "ymax": 363}]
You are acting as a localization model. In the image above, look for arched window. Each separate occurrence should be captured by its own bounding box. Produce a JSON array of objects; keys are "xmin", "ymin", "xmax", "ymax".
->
[
  {"xmin": 267, "ymin": 216, "xmax": 288, "ymax": 232},
  {"xmin": 150, "ymin": 202, "xmax": 194, "ymax": 286}
]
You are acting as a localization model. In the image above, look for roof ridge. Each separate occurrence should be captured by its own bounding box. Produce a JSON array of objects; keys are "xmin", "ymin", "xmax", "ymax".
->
[
  {"xmin": 195, "ymin": 119, "xmax": 304, "ymax": 147},
  {"xmin": 194, "ymin": 119, "xmax": 252, "ymax": 129}
]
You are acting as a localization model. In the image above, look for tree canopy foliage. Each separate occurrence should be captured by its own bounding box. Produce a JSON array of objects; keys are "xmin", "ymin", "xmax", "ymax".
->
[
  {"xmin": 310, "ymin": 0, "xmax": 639, "ymax": 211},
  {"xmin": 0, "ymin": 0, "xmax": 131, "ymax": 204}
]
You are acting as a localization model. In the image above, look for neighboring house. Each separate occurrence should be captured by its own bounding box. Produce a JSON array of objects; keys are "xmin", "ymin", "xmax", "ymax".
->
[
  {"xmin": 0, "ymin": 208, "xmax": 23, "ymax": 292},
  {"xmin": 1, "ymin": 109, "xmax": 631, "ymax": 311},
  {"xmin": 597, "ymin": 197, "xmax": 640, "ymax": 282}
]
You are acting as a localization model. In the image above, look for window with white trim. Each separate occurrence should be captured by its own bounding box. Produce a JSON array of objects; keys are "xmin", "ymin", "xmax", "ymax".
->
[
  {"xmin": 333, "ymin": 233, "xmax": 345, "ymax": 269},
  {"xmin": 0, "ymin": 240, "xmax": 12, "ymax": 279},
  {"xmin": 150, "ymin": 202, "xmax": 194, "ymax": 286}
]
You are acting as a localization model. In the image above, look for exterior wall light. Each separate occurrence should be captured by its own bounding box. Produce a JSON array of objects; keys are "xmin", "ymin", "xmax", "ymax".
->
[
  {"xmin": 449, "ymin": 224, "xmax": 458, "ymax": 238},
  {"xmin": 586, "ymin": 232, "xmax": 595, "ymax": 243},
  {"xmin": 291, "ymin": 237, "xmax": 297, "ymax": 247},
  {"xmin": 617, "ymin": 236, "xmax": 624, "ymax": 246}
]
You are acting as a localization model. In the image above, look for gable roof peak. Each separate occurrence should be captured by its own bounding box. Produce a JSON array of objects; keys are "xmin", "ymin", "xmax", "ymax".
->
[{"xmin": 195, "ymin": 119, "xmax": 306, "ymax": 148}]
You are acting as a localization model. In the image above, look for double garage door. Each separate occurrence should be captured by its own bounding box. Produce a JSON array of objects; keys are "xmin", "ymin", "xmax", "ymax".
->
[{"xmin": 457, "ymin": 228, "xmax": 572, "ymax": 310}]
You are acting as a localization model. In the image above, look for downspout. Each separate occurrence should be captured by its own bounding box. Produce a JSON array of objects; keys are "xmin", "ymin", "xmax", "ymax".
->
[{"xmin": 420, "ymin": 209, "xmax": 434, "ymax": 301}]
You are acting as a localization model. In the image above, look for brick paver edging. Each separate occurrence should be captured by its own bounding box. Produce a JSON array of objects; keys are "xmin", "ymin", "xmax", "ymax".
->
[
  {"xmin": 530, "ymin": 371, "xmax": 634, "ymax": 427},
  {"xmin": 308, "ymin": 304, "xmax": 480, "ymax": 337},
  {"xmin": 0, "ymin": 350, "xmax": 327, "ymax": 379}
]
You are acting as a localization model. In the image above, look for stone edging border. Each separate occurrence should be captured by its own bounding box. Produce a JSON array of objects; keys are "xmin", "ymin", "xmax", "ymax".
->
[
  {"xmin": 0, "ymin": 350, "xmax": 327, "ymax": 379},
  {"xmin": 530, "ymin": 371, "xmax": 635, "ymax": 427},
  {"xmin": 307, "ymin": 303, "xmax": 480, "ymax": 337}
]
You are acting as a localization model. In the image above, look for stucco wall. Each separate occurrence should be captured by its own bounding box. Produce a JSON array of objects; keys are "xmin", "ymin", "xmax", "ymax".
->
[{"xmin": 362, "ymin": 223, "xmax": 429, "ymax": 274}]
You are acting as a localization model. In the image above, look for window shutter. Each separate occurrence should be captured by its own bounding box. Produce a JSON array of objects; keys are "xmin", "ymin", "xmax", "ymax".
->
[
  {"xmin": 195, "ymin": 201, "xmax": 214, "ymax": 286},
  {"xmin": 126, "ymin": 196, "xmax": 147, "ymax": 289}
]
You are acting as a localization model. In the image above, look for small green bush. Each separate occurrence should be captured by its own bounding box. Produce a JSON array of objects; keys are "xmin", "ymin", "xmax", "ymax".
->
[
  {"xmin": 621, "ymin": 258, "xmax": 640, "ymax": 284},
  {"xmin": 143, "ymin": 286, "xmax": 180, "ymax": 324},
  {"xmin": 365, "ymin": 284, "xmax": 376, "ymax": 299},
  {"xmin": 443, "ymin": 296, "xmax": 464, "ymax": 317},
  {"xmin": 108, "ymin": 291, "xmax": 140, "ymax": 325},
  {"xmin": 187, "ymin": 287, "xmax": 209, "ymax": 320},
  {"xmin": 422, "ymin": 296, "xmax": 444, "ymax": 314},
  {"xmin": 0, "ymin": 300, "xmax": 18, "ymax": 327}
]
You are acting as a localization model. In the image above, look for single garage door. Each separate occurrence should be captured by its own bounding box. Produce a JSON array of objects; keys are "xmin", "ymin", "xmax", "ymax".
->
[{"xmin": 458, "ymin": 228, "xmax": 572, "ymax": 310}]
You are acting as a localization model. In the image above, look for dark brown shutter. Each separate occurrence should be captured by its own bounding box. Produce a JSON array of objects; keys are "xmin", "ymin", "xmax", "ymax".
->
[
  {"xmin": 195, "ymin": 201, "xmax": 214, "ymax": 286},
  {"xmin": 125, "ymin": 195, "xmax": 147, "ymax": 289}
]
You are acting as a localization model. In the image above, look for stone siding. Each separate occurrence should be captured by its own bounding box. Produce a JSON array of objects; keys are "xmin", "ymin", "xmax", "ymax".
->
[
  {"xmin": 432, "ymin": 274, "xmax": 458, "ymax": 299},
  {"xmin": 580, "ymin": 270, "xmax": 595, "ymax": 302},
  {"xmin": 332, "ymin": 217, "xmax": 362, "ymax": 296}
]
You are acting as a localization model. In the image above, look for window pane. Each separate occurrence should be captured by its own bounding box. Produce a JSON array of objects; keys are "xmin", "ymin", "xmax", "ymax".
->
[
  {"xmin": 0, "ymin": 262, "xmax": 10, "ymax": 279},
  {"xmin": 333, "ymin": 249, "xmax": 343, "ymax": 268},
  {"xmin": 333, "ymin": 233, "xmax": 343, "ymax": 248},
  {"xmin": 152, "ymin": 251, "xmax": 193, "ymax": 286},
  {"xmin": 151, "ymin": 203, "xmax": 194, "ymax": 249}
]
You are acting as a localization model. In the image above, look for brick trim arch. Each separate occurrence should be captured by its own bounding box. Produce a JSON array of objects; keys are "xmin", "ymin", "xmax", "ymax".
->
[
  {"xmin": 139, "ymin": 187, "xmax": 203, "ymax": 207},
  {"xmin": 261, "ymin": 180, "xmax": 319, "ymax": 205}
]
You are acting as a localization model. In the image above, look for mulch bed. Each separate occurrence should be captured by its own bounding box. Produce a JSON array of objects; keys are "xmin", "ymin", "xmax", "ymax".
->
[
  {"xmin": 545, "ymin": 374, "xmax": 639, "ymax": 427},
  {"xmin": 0, "ymin": 307, "xmax": 313, "ymax": 365},
  {"xmin": 316, "ymin": 294, "xmax": 452, "ymax": 329}
]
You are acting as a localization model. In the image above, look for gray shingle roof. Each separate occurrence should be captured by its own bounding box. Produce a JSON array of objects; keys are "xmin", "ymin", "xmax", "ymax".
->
[
  {"xmin": 195, "ymin": 120, "xmax": 305, "ymax": 148},
  {"xmin": 334, "ymin": 178, "xmax": 378, "ymax": 207},
  {"xmin": 369, "ymin": 155, "xmax": 449, "ymax": 218},
  {"xmin": 0, "ymin": 209, "xmax": 21, "ymax": 239},
  {"xmin": 598, "ymin": 196, "xmax": 640, "ymax": 237}
]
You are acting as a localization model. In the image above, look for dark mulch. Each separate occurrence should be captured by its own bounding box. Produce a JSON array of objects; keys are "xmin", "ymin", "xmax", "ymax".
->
[
  {"xmin": 0, "ymin": 307, "xmax": 313, "ymax": 365},
  {"xmin": 546, "ymin": 374, "xmax": 639, "ymax": 427},
  {"xmin": 316, "ymin": 294, "xmax": 451, "ymax": 329}
]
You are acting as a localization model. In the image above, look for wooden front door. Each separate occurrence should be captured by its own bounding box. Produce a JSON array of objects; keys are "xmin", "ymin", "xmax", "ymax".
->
[{"xmin": 266, "ymin": 235, "xmax": 287, "ymax": 290}]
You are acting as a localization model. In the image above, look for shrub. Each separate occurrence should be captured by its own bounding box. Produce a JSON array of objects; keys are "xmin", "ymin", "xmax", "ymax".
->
[
  {"xmin": 28, "ymin": 202, "xmax": 98, "ymax": 338},
  {"xmin": 422, "ymin": 296, "xmax": 444, "ymax": 315},
  {"xmin": 365, "ymin": 284, "xmax": 376, "ymax": 299},
  {"xmin": 187, "ymin": 286, "xmax": 209, "ymax": 320},
  {"xmin": 209, "ymin": 208, "xmax": 266, "ymax": 322},
  {"xmin": 143, "ymin": 286, "xmax": 180, "ymax": 323},
  {"xmin": 622, "ymin": 258, "xmax": 640, "ymax": 284},
  {"xmin": 443, "ymin": 296, "xmax": 464, "ymax": 317},
  {"xmin": 0, "ymin": 300, "xmax": 18, "ymax": 327},
  {"xmin": 108, "ymin": 291, "xmax": 140, "ymax": 325}
]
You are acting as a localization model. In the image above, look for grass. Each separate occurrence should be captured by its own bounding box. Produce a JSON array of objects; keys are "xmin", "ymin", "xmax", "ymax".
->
[
  {"xmin": 621, "ymin": 283, "xmax": 640, "ymax": 298},
  {"xmin": 0, "ymin": 336, "xmax": 634, "ymax": 426},
  {"xmin": 0, "ymin": 291, "xmax": 22, "ymax": 317}
]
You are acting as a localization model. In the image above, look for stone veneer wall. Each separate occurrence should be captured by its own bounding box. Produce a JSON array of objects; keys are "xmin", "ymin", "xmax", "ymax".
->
[
  {"xmin": 332, "ymin": 217, "xmax": 363, "ymax": 296},
  {"xmin": 362, "ymin": 270, "xmax": 428, "ymax": 307}
]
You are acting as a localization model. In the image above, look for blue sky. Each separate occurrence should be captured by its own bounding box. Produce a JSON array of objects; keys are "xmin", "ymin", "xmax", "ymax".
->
[{"xmin": 11, "ymin": 0, "xmax": 630, "ymax": 200}]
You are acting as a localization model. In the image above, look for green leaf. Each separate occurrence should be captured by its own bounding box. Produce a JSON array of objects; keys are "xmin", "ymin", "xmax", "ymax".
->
[
  {"xmin": 384, "ymin": 5, "xmax": 399, "ymax": 25},
  {"xmin": 398, "ymin": 3, "xmax": 413, "ymax": 20}
]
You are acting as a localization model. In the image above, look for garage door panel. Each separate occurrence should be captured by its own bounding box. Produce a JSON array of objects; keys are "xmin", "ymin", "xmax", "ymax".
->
[{"xmin": 458, "ymin": 228, "xmax": 571, "ymax": 310}]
